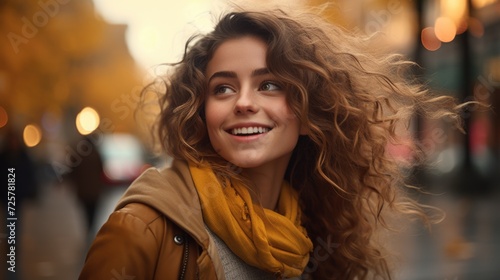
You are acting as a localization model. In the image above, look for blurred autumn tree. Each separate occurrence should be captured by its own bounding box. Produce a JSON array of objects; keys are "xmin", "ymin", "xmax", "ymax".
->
[{"xmin": 0, "ymin": 0, "xmax": 143, "ymax": 138}]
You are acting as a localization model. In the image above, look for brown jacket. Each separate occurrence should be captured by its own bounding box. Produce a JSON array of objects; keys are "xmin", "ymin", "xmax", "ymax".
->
[{"xmin": 79, "ymin": 160, "xmax": 225, "ymax": 279}]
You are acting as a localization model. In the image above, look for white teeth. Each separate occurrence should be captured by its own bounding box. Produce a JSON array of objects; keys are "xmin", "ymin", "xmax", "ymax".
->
[{"xmin": 231, "ymin": 127, "xmax": 270, "ymax": 135}]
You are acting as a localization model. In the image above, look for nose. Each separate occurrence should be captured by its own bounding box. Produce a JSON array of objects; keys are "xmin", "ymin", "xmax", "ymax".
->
[{"xmin": 234, "ymin": 87, "xmax": 258, "ymax": 114}]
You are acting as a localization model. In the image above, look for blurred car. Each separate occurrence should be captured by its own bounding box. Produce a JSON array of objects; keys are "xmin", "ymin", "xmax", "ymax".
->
[{"xmin": 98, "ymin": 133, "xmax": 150, "ymax": 186}]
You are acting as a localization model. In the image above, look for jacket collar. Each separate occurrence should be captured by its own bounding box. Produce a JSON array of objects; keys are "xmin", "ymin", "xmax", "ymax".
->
[{"xmin": 115, "ymin": 159, "xmax": 224, "ymax": 279}]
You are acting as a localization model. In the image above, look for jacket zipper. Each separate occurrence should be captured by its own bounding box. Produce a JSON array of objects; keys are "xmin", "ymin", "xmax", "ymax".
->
[{"xmin": 178, "ymin": 234, "xmax": 189, "ymax": 280}]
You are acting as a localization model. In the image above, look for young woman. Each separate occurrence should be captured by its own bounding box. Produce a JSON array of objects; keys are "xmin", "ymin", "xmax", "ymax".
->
[{"xmin": 79, "ymin": 8, "xmax": 463, "ymax": 280}]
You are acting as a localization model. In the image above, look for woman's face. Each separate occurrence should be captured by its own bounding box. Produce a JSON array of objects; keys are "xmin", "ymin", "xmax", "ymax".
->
[{"xmin": 204, "ymin": 35, "xmax": 305, "ymax": 170}]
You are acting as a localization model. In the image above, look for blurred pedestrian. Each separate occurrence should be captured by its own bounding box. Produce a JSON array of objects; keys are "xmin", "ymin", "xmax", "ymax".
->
[{"xmin": 65, "ymin": 134, "xmax": 104, "ymax": 235}]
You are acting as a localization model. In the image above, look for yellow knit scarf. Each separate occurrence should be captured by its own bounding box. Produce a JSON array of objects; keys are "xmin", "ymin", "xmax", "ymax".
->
[{"xmin": 189, "ymin": 162, "xmax": 313, "ymax": 277}]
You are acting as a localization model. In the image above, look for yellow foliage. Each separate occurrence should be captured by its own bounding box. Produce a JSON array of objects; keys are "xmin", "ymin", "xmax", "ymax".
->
[{"xmin": 0, "ymin": 0, "xmax": 142, "ymax": 135}]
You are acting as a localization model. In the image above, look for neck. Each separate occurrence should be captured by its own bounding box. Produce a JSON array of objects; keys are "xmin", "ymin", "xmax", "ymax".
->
[{"xmin": 241, "ymin": 157, "xmax": 290, "ymax": 210}]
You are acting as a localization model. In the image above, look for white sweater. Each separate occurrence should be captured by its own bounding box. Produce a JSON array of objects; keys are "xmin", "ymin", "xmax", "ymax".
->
[{"xmin": 206, "ymin": 226, "xmax": 301, "ymax": 279}]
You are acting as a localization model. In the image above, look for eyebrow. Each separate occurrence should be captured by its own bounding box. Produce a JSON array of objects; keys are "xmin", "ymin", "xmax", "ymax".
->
[{"xmin": 207, "ymin": 68, "xmax": 270, "ymax": 84}]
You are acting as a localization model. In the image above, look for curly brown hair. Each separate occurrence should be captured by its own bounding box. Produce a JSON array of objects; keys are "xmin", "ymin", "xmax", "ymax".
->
[{"xmin": 153, "ymin": 8, "xmax": 463, "ymax": 279}]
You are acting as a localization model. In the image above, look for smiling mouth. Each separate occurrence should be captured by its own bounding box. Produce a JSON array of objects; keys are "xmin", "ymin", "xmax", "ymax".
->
[{"xmin": 229, "ymin": 127, "xmax": 272, "ymax": 136}]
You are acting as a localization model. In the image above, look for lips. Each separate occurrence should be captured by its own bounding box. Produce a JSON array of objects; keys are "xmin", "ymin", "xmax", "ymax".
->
[{"xmin": 230, "ymin": 126, "xmax": 271, "ymax": 135}]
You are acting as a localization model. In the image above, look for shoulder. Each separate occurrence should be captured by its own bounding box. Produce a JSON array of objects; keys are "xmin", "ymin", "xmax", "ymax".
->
[
  {"xmin": 79, "ymin": 203, "xmax": 164, "ymax": 279},
  {"xmin": 89, "ymin": 203, "xmax": 167, "ymax": 250},
  {"xmin": 80, "ymin": 203, "xmax": 189, "ymax": 279},
  {"xmin": 114, "ymin": 203, "xmax": 165, "ymax": 241},
  {"xmin": 117, "ymin": 203, "xmax": 163, "ymax": 225}
]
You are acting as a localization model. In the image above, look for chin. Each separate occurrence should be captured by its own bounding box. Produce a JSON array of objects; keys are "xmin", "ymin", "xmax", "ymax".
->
[{"xmin": 226, "ymin": 158, "xmax": 263, "ymax": 169}]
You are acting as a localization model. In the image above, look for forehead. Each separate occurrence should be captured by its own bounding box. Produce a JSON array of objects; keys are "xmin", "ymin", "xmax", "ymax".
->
[{"xmin": 206, "ymin": 36, "xmax": 268, "ymax": 75}]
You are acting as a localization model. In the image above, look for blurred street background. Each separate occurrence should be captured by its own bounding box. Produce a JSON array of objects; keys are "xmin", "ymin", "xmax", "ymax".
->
[{"xmin": 0, "ymin": 0, "xmax": 499, "ymax": 279}]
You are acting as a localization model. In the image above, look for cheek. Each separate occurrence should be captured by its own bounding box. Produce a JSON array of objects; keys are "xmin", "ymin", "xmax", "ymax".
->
[
  {"xmin": 274, "ymin": 103, "xmax": 299, "ymax": 126},
  {"xmin": 282, "ymin": 112, "xmax": 302, "ymax": 136},
  {"xmin": 204, "ymin": 102, "xmax": 221, "ymax": 130},
  {"xmin": 204, "ymin": 104, "xmax": 224, "ymax": 149}
]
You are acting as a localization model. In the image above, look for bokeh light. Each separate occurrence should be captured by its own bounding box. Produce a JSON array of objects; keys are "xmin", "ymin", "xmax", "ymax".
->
[
  {"xmin": 434, "ymin": 17, "xmax": 456, "ymax": 42},
  {"xmin": 76, "ymin": 107, "xmax": 100, "ymax": 135},
  {"xmin": 23, "ymin": 124, "xmax": 42, "ymax": 147},
  {"xmin": 421, "ymin": 27, "xmax": 442, "ymax": 51}
]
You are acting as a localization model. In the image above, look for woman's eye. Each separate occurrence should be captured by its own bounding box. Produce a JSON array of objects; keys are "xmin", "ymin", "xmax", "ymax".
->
[
  {"xmin": 214, "ymin": 86, "xmax": 235, "ymax": 95},
  {"xmin": 260, "ymin": 82, "xmax": 281, "ymax": 91}
]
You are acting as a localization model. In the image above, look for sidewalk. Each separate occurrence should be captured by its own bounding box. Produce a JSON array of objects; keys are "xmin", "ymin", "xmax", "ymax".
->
[
  {"xmin": 4, "ymin": 183, "xmax": 86, "ymax": 280},
  {"xmin": 2, "ymin": 182, "xmax": 126, "ymax": 280},
  {"xmin": 393, "ymin": 191, "xmax": 500, "ymax": 279}
]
